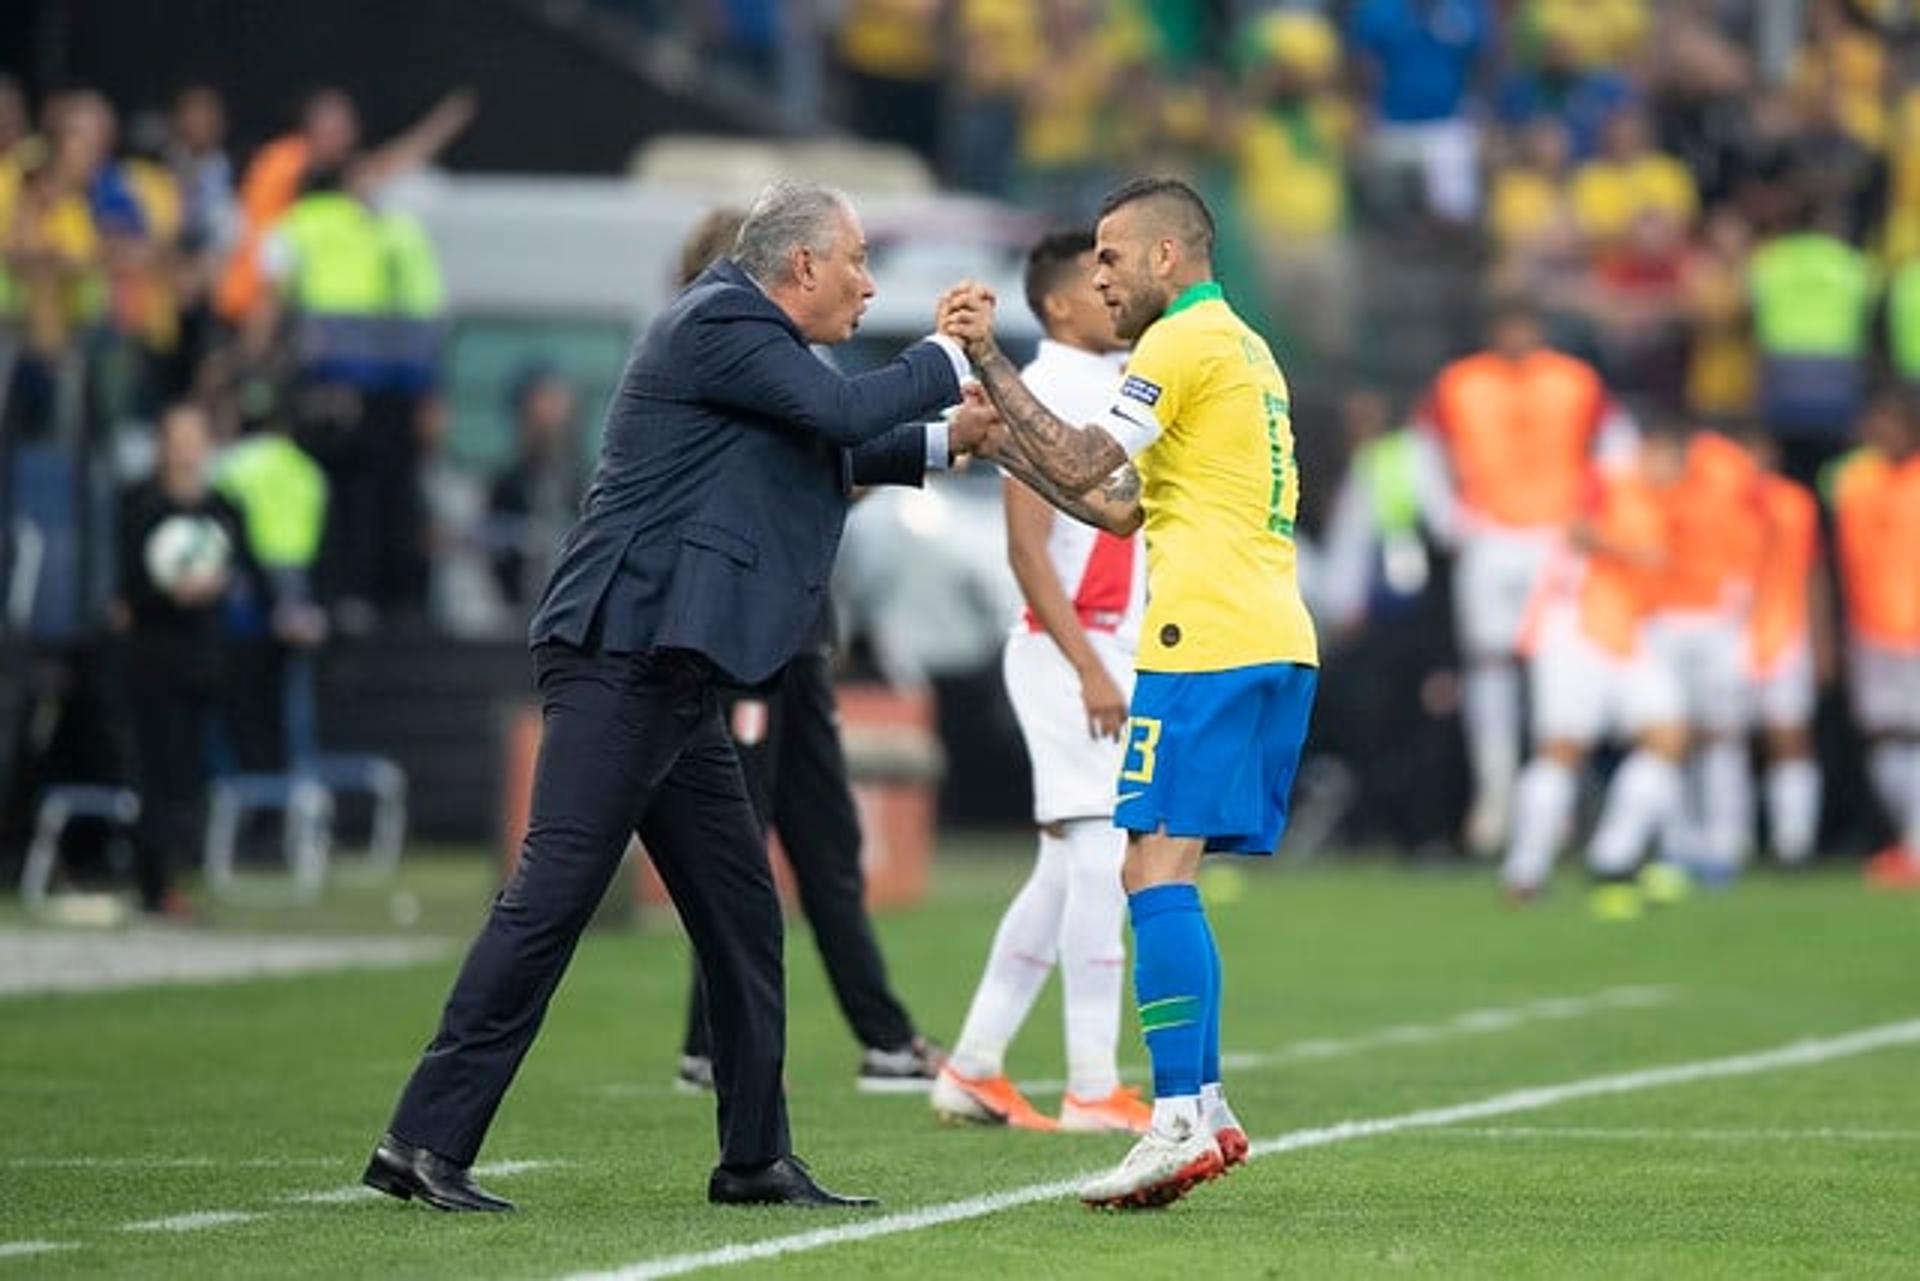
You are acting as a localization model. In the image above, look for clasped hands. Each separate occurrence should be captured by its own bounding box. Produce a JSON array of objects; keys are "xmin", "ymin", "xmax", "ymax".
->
[{"xmin": 935, "ymin": 281, "xmax": 1007, "ymax": 461}]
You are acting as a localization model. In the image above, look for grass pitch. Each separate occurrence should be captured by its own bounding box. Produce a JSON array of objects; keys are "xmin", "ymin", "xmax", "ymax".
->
[{"xmin": 3, "ymin": 843, "xmax": 1918, "ymax": 1279}]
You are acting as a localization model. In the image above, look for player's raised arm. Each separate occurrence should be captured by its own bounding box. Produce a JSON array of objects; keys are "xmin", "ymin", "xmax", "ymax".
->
[{"xmin": 940, "ymin": 286, "xmax": 1131, "ymax": 495}]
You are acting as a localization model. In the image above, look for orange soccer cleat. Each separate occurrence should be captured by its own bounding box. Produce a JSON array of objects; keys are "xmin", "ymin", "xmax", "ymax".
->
[
  {"xmin": 930, "ymin": 1066, "xmax": 1059, "ymax": 1130},
  {"xmin": 1059, "ymin": 1086, "xmax": 1152, "ymax": 1134},
  {"xmin": 1865, "ymin": 845, "xmax": 1920, "ymax": 890}
]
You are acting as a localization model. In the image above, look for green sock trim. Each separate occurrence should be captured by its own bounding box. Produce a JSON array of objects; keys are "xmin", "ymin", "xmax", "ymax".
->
[{"xmin": 1139, "ymin": 995, "xmax": 1202, "ymax": 1033}]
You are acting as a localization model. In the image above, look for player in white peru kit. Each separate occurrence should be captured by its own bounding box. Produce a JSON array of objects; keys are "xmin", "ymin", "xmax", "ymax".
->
[{"xmin": 932, "ymin": 229, "xmax": 1152, "ymax": 1135}]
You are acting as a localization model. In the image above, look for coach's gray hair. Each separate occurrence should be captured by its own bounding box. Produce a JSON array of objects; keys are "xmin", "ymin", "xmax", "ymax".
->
[{"xmin": 732, "ymin": 181, "xmax": 853, "ymax": 286}]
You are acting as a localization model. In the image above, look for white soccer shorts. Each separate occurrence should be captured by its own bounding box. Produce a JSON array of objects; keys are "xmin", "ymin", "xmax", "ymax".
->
[
  {"xmin": 1453, "ymin": 529, "xmax": 1556, "ymax": 660},
  {"xmin": 1648, "ymin": 611, "xmax": 1752, "ymax": 738},
  {"xmin": 1003, "ymin": 630, "xmax": 1136, "ymax": 825},
  {"xmin": 1752, "ymin": 641, "xmax": 1817, "ymax": 732},
  {"xmin": 1848, "ymin": 641, "xmax": 1920, "ymax": 736},
  {"xmin": 1529, "ymin": 604, "xmax": 1683, "ymax": 747}
]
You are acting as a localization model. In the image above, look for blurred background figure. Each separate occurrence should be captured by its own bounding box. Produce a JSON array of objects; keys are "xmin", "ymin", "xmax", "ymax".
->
[
  {"xmin": 1347, "ymin": 0, "xmax": 1495, "ymax": 229},
  {"xmin": 1502, "ymin": 423, "xmax": 1688, "ymax": 921},
  {"xmin": 1315, "ymin": 387, "xmax": 1464, "ymax": 857},
  {"xmin": 112, "ymin": 402, "xmax": 251, "ymax": 918},
  {"xmin": 488, "ymin": 364, "xmax": 582, "ymax": 612},
  {"xmin": 1749, "ymin": 196, "xmax": 1876, "ymax": 481},
  {"xmin": 1829, "ymin": 392, "xmax": 1920, "ymax": 888},
  {"xmin": 935, "ymin": 225, "xmax": 1145, "ymax": 1135},
  {"xmin": 1231, "ymin": 10, "xmax": 1356, "ymax": 373},
  {"xmin": 668, "ymin": 204, "xmax": 944, "ymax": 1095},
  {"xmin": 1416, "ymin": 300, "xmax": 1631, "ymax": 856},
  {"xmin": 1644, "ymin": 422, "xmax": 1767, "ymax": 881},
  {"xmin": 1741, "ymin": 428, "xmax": 1829, "ymax": 869}
]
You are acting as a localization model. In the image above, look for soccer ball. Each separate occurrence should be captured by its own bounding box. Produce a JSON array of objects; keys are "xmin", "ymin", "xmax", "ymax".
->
[{"xmin": 143, "ymin": 513, "xmax": 232, "ymax": 592}]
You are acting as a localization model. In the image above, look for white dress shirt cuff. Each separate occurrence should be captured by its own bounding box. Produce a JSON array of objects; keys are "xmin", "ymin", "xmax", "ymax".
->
[{"xmin": 924, "ymin": 420, "xmax": 951, "ymax": 471}]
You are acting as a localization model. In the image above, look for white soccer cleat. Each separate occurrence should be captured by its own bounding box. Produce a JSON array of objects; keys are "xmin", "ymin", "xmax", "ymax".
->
[
  {"xmin": 1206, "ymin": 1094, "xmax": 1248, "ymax": 1170},
  {"xmin": 1077, "ymin": 1121, "xmax": 1223, "ymax": 1210}
]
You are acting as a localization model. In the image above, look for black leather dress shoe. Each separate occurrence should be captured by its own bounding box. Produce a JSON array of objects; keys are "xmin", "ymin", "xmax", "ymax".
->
[
  {"xmin": 362, "ymin": 1135, "xmax": 515, "ymax": 1212},
  {"xmin": 708, "ymin": 1155, "xmax": 877, "ymax": 1208}
]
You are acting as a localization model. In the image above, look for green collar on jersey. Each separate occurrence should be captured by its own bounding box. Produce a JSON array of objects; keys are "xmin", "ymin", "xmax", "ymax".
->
[{"xmin": 1163, "ymin": 280, "xmax": 1223, "ymax": 317}]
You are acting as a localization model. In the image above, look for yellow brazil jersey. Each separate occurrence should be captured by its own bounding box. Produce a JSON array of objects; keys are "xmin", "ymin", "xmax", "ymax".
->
[{"xmin": 1101, "ymin": 281, "xmax": 1319, "ymax": 674}]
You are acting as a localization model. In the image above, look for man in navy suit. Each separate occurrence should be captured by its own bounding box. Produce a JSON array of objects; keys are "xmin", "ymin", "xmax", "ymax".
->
[{"xmin": 364, "ymin": 181, "xmax": 986, "ymax": 1210}]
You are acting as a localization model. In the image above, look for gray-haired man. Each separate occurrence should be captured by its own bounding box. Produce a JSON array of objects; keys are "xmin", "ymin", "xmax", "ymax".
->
[{"xmin": 364, "ymin": 182, "xmax": 986, "ymax": 1210}]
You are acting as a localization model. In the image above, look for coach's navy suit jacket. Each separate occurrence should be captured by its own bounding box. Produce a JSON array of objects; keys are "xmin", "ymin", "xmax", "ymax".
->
[{"xmin": 529, "ymin": 258, "xmax": 961, "ymax": 684}]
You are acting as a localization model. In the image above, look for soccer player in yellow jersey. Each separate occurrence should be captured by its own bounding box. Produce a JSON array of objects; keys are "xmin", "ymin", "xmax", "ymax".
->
[{"xmin": 940, "ymin": 177, "xmax": 1318, "ymax": 1209}]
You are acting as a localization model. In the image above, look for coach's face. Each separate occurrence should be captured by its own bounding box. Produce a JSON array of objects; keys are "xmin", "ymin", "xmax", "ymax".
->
[
  {"xmin": 793, "ymin": 204, "xmax": 876, "ymax": 345},
  {"xmin": 1092, "ymin": 206, "xmax": 1170, "ymax": 343}
]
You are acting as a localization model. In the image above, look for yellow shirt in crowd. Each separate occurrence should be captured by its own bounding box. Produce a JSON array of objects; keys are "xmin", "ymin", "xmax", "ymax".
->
[
  {"xmin": 1235, "ymin": 98, "xmax": 1350, "ymax": 242},
  {"xmin": 1488, "ymin": 168, "xmax": 1570, "ymax": 251},
  {"xmin": 958, "ymin": 0, "xmax": 1041, "ymax": 95},
  {"xmin": 1792, "ymin": 26, "xmax": 1887, "ymax": 150},
  {"xmin": 1571, "ymin": 153, "xmax": 1699, "ymax": 243},
  {"xmin": 1526, "ymin": 0, "xmax": 1648, "ymax": 69},
  {"xmin": 837, "ymin": 0, "xmax": 943, "ymax": 81}
]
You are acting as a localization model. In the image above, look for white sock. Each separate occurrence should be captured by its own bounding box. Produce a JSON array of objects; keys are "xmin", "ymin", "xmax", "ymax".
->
[
  {"xmin": 1765, "ymin": 758, "xmax": 1821, "ymax": 865},
  {"xmin": 1588, "ymin": 751, "xmax": 1681, "ymax": 878},
  {"xmin": 1902, "ymin": 743, "xmax": 1920, "ymax": 850},
  {"xmin": 1200, "ymin": 1081, "xmax": 1238, "ymax": 1130},
  {"xmin": 951, "ymin": 830, "xmax": 1068, "ymax": 1079},
  {"xmin": 1868, "ymin": 744, "xmax": 1915, "ymax": 845},
  {"xmin": 1700, "ymin": 739, "xmax": 1753, "ymax": 870},
  {"xmin": 1058, "ymin": 819, "xmax": 1127, "ymax": 1100},
  {"xmin": 1658, "ymin": 754, "xmax": 1706, "ymax": 860},
  {"xmin": 1464, "ymin": 660, "xmax": 1522, "ymax": 825},
  {"xmin": 1151, "ymin": 1093, "xmax": 1201, "ymax": 1138},
  {"xmin": 1502, "ymin": 758, "xmax": 1575, "ymax": 891}
]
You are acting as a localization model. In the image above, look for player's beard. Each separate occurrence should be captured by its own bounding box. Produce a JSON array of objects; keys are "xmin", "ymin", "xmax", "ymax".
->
[{"xmin": 1112, "ymin": 286, "xmax": 1161, "ymax": 342}]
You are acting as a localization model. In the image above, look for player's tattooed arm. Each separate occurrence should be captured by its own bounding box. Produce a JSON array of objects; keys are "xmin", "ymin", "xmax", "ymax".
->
[
  {"xmin": 992, "ymin": 433, "xmax": 1143, "ymax": 536},
  {"xmin": 973, "ymin": 348, "xmax": 1132, "ymax": 495}
]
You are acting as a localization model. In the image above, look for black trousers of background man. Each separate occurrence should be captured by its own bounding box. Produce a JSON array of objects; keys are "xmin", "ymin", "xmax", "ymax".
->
[
  {"xmin": 388, "ymin": 643, "xmax": 789, "ymax": 1171},
  {"xmin": 682, "ymin": 646, "xmax": 916, "ymax": 1060},
  {"xmin": 122, "ymin": 640, "xmax": 218, "ymax": 911}
]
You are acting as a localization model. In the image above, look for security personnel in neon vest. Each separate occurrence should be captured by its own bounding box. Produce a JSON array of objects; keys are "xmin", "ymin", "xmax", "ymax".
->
[
  {"xmin": 261, "ymin": 166, "xmax": 443, "ymax": 619},
  {"xmin": 1316, "ymin": 389, "xmax": 1463, "ymax": 856},
  {"xmin": 1748, "ymin": 200, "xmax": 1875, "ymax": 458},
  {"xmin": 264, "ymin": 166, "xmax": 392, "ymax": 390}
]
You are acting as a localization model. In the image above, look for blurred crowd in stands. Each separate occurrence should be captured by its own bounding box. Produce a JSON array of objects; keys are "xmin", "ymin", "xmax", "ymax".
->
[
  {"xmin": 5, "ymin": 0, "xmax": 1920, "ymax": 915},
  {"xmin": 628, "ymin": 0, "xmax": 1920, "ymax": 413}
]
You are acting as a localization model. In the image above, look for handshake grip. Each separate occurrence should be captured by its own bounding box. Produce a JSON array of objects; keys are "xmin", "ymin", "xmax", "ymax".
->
[{"xmin": 935, "ymin": 280, "xmax": 999, "ymax": 362}]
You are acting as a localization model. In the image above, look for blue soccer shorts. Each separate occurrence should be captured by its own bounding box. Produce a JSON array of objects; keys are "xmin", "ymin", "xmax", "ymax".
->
[{"xmin": 1112, "ymin": 661, "xmax": 1318, "ymax": 855}]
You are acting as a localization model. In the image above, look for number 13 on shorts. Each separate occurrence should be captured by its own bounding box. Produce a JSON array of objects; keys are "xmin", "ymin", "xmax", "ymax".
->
[{"xmin": 1121, "ymin": 716, "xmax": 1162, "ymax": 783}]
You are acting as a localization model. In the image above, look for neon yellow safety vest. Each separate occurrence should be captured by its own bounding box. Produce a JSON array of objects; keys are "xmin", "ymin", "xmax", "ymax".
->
[
  {"xmin": 214, "ymin": 435, "xmax": 328, "ymax": 569},
  {"xmin": 1890, "ymin": 261, "xmax": 1920, "ymax": 381},
  {"xmin": 379, "ymin": 212, "xmax": 445, "ymax": 319},
  {"xmin": 279, "ymin": 192, "xmax": 390, "ymax": 317},
  {"xmin": 1749, "ymin": 233, "xmax": 1875, "ymax": 359},
  {"xmin": 1354, "ymin": 429, "xmax": 1420, "ymax": 537}
]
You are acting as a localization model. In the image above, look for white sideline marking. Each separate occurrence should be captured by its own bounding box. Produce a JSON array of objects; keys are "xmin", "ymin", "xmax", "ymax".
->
[
  {"xmin": 0, "ymin": 929, "xmax": 447, "ymax": 999},
  {"xmin": 7, "ymin": 1156, "xmax": 344, "ymax": 1169},
  {"xmin": 120, "ymin": 1210, "xmax": 262, "ymax": 1233},
  {"xmin": 0, "ymin": 1241, "xmax": 77, "ymax": 1259},
  {"xmin": 1014, "ymin": 984, "xmax": 1673, "ymax": 1094},
  {"xmin": 286, "ymin": 1158, "xmax": 563, "ymax": 1205},
  {"xmin": 1429, "ymin": 1126, "xmax": 1920, "ymax": 1143},
  {"xmin": 560, "ymin": 1016, "xmax": 1920, "ymax": 1281}
]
